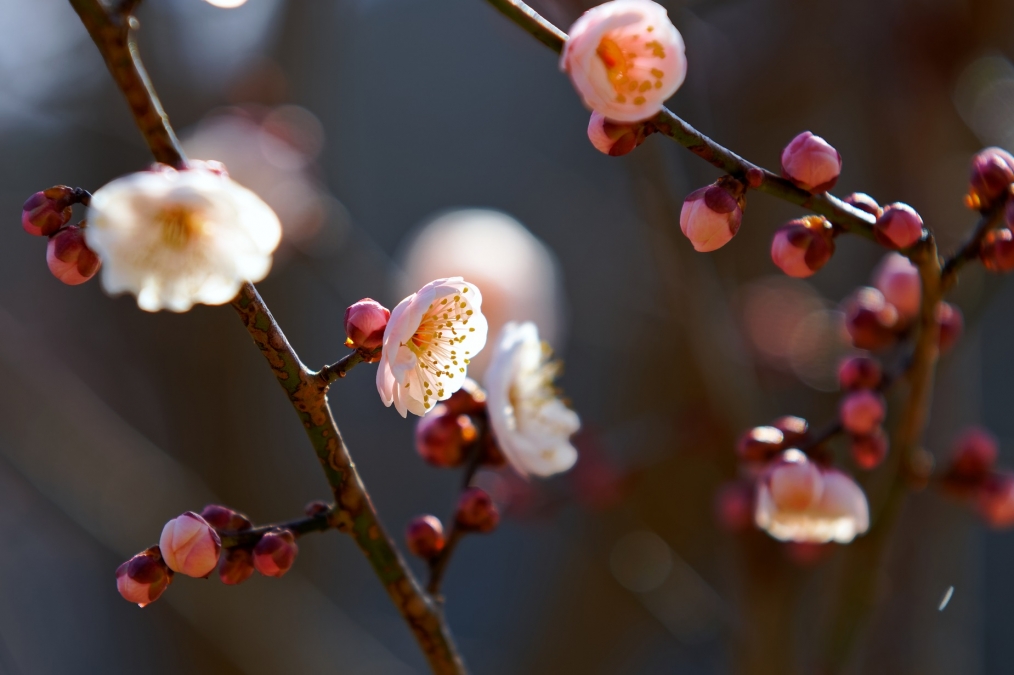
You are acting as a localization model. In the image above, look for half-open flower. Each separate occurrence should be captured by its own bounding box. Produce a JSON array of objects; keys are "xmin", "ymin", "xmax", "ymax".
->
[{"xmin": 484, "ymin": 321, "xmax": 580, "ymax": 477}]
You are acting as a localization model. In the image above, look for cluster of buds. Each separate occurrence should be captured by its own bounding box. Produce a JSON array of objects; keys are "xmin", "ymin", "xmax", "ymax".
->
[
  {"xmin": 838, "ymin": 356, "xmax": 889, "ymax": 470},
  {"xmin": 940, "ymin": 428, "xmax": 1014, "ymax": 528},
  {"xmin": 22, "ymin": 186, "xmax": 101, "ymax": 285}
]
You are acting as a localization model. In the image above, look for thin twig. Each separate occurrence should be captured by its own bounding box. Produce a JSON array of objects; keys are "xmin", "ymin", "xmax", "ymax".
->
[
  {"xmin": 427, "ymin": 439, "xmax": 487, "ymax": 596},
  {"xmin": 317, "ymin": 347, "xmax": 380, "ymax": 386},
  {"xmin": 219, "ymin": 508, "xmax": 337, "ymax": 548},
  {"xmin": 941, "ymin": 201, "xmax": 1007, "ymax": 291}
]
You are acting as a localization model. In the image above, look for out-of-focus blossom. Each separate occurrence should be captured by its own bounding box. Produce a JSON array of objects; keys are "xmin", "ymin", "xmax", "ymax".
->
[
  {"xmin": 851, "ymin": 429, "xmax": 889, "ymax": 470},
  {"xmin": 942, "ymin": 427, "xmax": 998, "ymax": 496},
  {"xmin": 85, "ymin": 165, "xmax": 281, "ymax": 312},
  {"xmin": 842, "ymin": 193, "xmax": 882, "ymax": 219},
  {"xmin": 405, "ymin": 515, "xmax": 446, "ymax": 559},
  {"xmin": 839, "ymin": 390, "xmax": 885, "ymax": 435},
  {"xmin": 377, "ymin": 277, "xmax": 488, "ymax": 417},
  {"xmin": 253, "ymin": 529, "xmax": 298, "ymax": 577},
  {"xmin": 344, "ymin": 298, "xmax": 390, "ymax": 352},
  {"xmin": 977, "ymin": 473, "xmax": 1014, "ymax": 528},
  {"xmin": 414, "ymin": 404, "xmax": 476, "ymax": 467},
  {"xmin": 586, "ymin": 111, "xmax": 652, "ymax": 156},
  {"xmin": 770, "ymin": 215, "xmax": 835, "ymax": 278},
  {"xmin": 968, "ymin": 147, "xmax": 1014, "ymax": 209},
  {"xmin": 844, "ymin": 287, "xmax": 898, "ymax": 351},
  {"xmin": 838, "ymin": 356, "xmax": 882, "ymax": 390},
  {"xmin": 485, "ymin": 322, "xmax": 580, "ymax": 477},
  {"xmin": 47, "ymin": 225, "xmax": 101, "ymax": 285},
  {"xmin": 561, "ymin": 0, "xmax": 687, "ymax": 123},
  {"xmin": 873, "ymin": 253, "xmax": 921, "ymax": 323},
  {"xmin": 22, "ymin": 186, "xmax": 75, "ymax": 236},
  {"xmin": 936, "ymin": 302, "xmax": 964, "ymax": 354},
  {"xmin": 980, "ymin": 227, "xmax": 1014, "ymax": 272},
  {"xmin": 159, "ymin": 511, "xmax": 222, "ymax": 578},
  {"xmin": 874, "ymin": 203, "xmax": 924, "ymax": 250},
  {"xmin": 756, "ymin": 451, "xmax": 869, "ymax": 544},
  {"xmin": 780, "ymin": 132, "xmax": 842, "ymax": 193},
  {"xmin": 115, "ymin": 546, "xmax": 173, "ymax": 607},
  {"xmin": 218, "ymin": 547, "xmax": 255, "ymax": 585},
  {"xmin": 679, "ymin": 179, "xmax": 745, "ymax": 252},
  {"xmin": 456, "ymin": 487, "xmax": 500, "ymax": 533}
]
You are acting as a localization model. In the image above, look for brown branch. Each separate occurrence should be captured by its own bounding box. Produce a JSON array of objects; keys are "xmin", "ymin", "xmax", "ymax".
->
[{"xmin": 317, "ymin": 347, "xmax": 380, "ymax": 386}]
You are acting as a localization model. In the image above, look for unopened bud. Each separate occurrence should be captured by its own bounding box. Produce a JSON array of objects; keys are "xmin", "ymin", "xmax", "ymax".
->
[
  {"xmin": 679, "ymin": 177, "xmax": 745, "ymax": 253},
  {"xmin": 842, "ymin": 193, "xmax": 882, "ymax": 219},
  {"xmin": 980, "ymin": 227, "xmax": 1014, "ymax": 273},
  {"xmin": 253, "ymin": 529, "xmax": 298, "ymax": 578},
  {"xmin": 218, "ymin": 547, "xmax": 255, "ymax": 586},
  {"xmin": 415, "ymin": 404, "xmax": 476, "ymax": 467},
  {"xmin": 736, "ymin": 426, "xmax": 785, "ymax": 463},
  {"xmin": 780, "ymin": 131, "xmax": 842, "ymax": 193},
  {"xmin": 771, "ymin": 416, "xmax": 809, "ymax": 447},
  {"xmin": 46, "ymin": 225, "xmax": 101, "ymax": 285},
  {"xmin": 456, "ymin": 487, "xmax": 500, "ymax": 533},
  {"xmin": 839, "ymin": 390, "xmax": 885, "ymax": 436},
  {"xmin": 586, "ymin": 112, "xmax": 651, "ymax": 156},
  {"xmin": 936, "ymin": 302, "xmax": 963, "ymax": 354},
  {"xmin": 714, "ymin": 481, "xmax": 754, "ymax": 532},
  {"xmin": 199, "ymin": 504, "xmax": 252, "ymax": 532},
  {"xmin": 944, "ymin": 427, "xmax": 998, "ymax": 495},
  {"xmin": 838, "ymin": 356, "xmax": 882, "ymax": 390},
  {"xmin": 116, "ymin": 546, "xmax": 173, "ymax": 607},
  {"xmin": 159, "ymin": 511, "xmax": 222, "ymax": 578},
  {"xmin": 977, "ymin": 473, "xmax": 1014, "ymax": 528},
  {"xmin": 770, "ymin": 215, "xmax": 835, "ymax": 278},
  {"xmin": 874, "ymin": 203, "xmax": 924, "ymax": 250},
  {"xmin": 22, "ymin": 186, "xmax": 75, "ymax": 236},
  {"xmin": 872, "ymin": 253, "xmax": 921, "ymax": 323},
  {"xmin": 442, "ymin": 378, "xmax": 487, "ymax": 416},
  {"xmin": 344, "ymin": 298, "xmax": 390, "ymax": 352},
  {"xmin": 850, "ymin": 428, "xmax": 889, "ymax": 470},
  {"xmin": 844, "ymin": 287, "xmax": 899, "ymax": 351},
  {"xmin": 405, "ymin": 515, "xmax": 446, "ymax": 559},
  {"xmin": 968, "ymin": 147, "xmax": 1014, "ymax": 210}
]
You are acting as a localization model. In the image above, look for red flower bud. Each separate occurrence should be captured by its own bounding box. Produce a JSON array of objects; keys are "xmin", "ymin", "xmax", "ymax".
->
[
  {"xmin": 253, "ymin": 529, "xmax": 298, "ymax": 578},
  {"xmin": 714, "ymin": 481, "xmax": 754, "ymax": 532},
  {"xmin": 736, "ymin": 426, "xmax": 785, "ymax": 463},
  {"xmin": 679, "ymin": 178, "xmax": 745, "ymax": 252},
  {"xmin": 22, "ymin": 186, "xmax": 75, "ymax": 236},
  {"xmin": 586, "ymin": 112, "xmax": 651, "ymax": 157},
  {"xmin": 844, "ymin": 287, "xmax": 899, "ymax": 351},
  {"xmin": 838, "ymin": 356, "xmax": 882, "ymax": 390},
  {"xmin": 850, "ymin": 428, "xmax": 889, "ymax": 470},
  {"xmin": 456, "ymin": 487, "xmax": 500, "ymax": 533},
  {"xmin": 442, "ymin": 378, "xmax": 487, "ymax": 416},
  {"xmin": 842, "ymin": 193, "xmax": 882, "ymax": 219},
  {"xmin": 770, "ymin": 215, "xmax": 835, "ymax": 278},
  {"xmin": 839, "ymin": 390, "xmax": 885, "ymax": 436},
  {"xmin": 343, "ymin": 298, "xmax": 390, "ymax": 352},
  {"xmin": 936, "ymin": 302, "xmax": 963, "ymax": 354},
  {"xmin": 116, "ymin": 546, "xmax": 173, "ymax": 607},
  {"xmin": 980, "ymin": 227, "xmax": 1014, "ymax": 273},
  {"xmin": 46, "ymin": 225, "xmax": 101, "ymax": 285},
  {"xmin": 218, "ymin": 547, "xmax": 255, "ymax": 586},
  {"xmin": 159, "ymin": 511, "xmax": 222, "ymax": 578},
  {"xmin": 415, "ymin": 404, "xmax": 476, "ymax": 467},
  {"xmin": 199, "ymin": 504, "xmax": 252, "ymax": 532},
  {"xmin": 405, "ymin": 515, "xmax": 446, "ymax": 559},
  {"xmin": 780, "ymin": 131, "xmax": 842, "ymax": 193},
  {"xmin": 874, "ymin": 203, "xmax": 924, "ymax": 250},
  {"xmin": 968, "ymin": 147, "xmax": 1014, "ymax": 210},
  {"xmin": 977, "ymin": 472, "xmax": 1014, "ymax": 528},
  {"xmin": 943, "ymin": 427, "xmax": 998, "ymax": 496},
  {"xmin": 873, "ymin": 253, "xmax": 921, "ymax": 323},
  {"xmin": 771, "ymin": 416, "xmax": 809, "ymax": 447}
]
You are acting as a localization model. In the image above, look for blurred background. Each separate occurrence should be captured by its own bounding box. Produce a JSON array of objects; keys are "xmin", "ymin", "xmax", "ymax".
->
[{"xmin": 2, "ymin": 0, "xmax": 1014, "ymax": 672}]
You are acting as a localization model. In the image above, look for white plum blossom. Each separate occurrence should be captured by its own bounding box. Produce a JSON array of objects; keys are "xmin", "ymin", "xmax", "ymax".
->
[
  {"xmin": 561, "ymin": 0, "xmax": 687, "ymax": 123},
  {"xmin": 84, "ymin": 164, "xmax": 281, "ymax": 312},
  {"xmin": 377, "ymin": 277, "xmax": 489, "ymax": 417},
  {"xmin": 755, "ymin": 450, "xmax": 870, "ymax": 544},
  {"xmin": 484, "ymin": 322, "xmax": 580, "ymax": 477}
]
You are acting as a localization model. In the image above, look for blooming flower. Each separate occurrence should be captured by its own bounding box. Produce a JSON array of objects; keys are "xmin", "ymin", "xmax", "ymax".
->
[
  {"xmin": 755, "ymin": 450, "xmax": 870, "ymax": 544},
  {"xmin": 484, "ymin": 322, "xmax": 580, "ymax": 477},
  {"xmin": 377, "ymin": 277, "xmax": 489, "ymax": 417},
  {"xmin": 84, "ymin": 164, "xmax": 282, "ymax": 312},
  {"xmin": 561, "ymin": 0, "xmax": 687, "ymax": 123}
]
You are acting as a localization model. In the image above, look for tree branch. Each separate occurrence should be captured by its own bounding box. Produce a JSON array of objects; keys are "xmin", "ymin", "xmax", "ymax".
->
[
  {"xmin": 317, "ymin": 348, "xmax": 380, "ymax": 386},
  {"xmin": 219, "ymin": 507, "xmax": 338, "ymax": 548},
  {"xmin": 941, "ymin": 201, "xmax": 1007, "ymax": 291}
]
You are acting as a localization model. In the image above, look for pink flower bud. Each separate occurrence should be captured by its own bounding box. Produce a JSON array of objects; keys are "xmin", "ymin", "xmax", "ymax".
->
[
  {"xmin": 159, "ymin": 511, "xmax": 222, "ymax": 578},
  {"xmin": 116, "ymin": 546, "xmax": 173, "ymax": 607},
  {"xmin": 767, "ymin": 450, "xmax": 824, "ymax": 512},
  {"xmin": 968, "ymin": 147, "xmax": 1014, "ymax": 209},
  {"xmin": 679, "ymin": 178, "xmax": 745, "ymax": 252},
  {"xmin": 253, "ymin": 529, "xmax": 298, "ymax": 578},
  {"xmin": 842, "ymin": 193, "xmax": 882, "ymax": 219},
  {"xmin": 415, "ymin": 404, "xmax": 477, "ymax": 467},
  {"xmin": 218, "ymin": 547, "xmax": 255, "ymax": 586},
  {"xmin": 714, "ymin": 481, "xmax": 754, "ymax": 532},
  {"xmin": 943, "ymin": 427, "xmax": 998, "ymax": 496},
  {"xmin": 780, "ymin": 132, "xmax": 842, "ymax": 193},
  {"xmin": 936, "ymin": 302, "xmax": 963, "ymax": 355},
  {"xmin": 851, "ymin": 428, "xmax": 889, "ymax": 470},
  {"xmin": 344, "ymin": 298, "xmax": 390, "ymax": 352},
  {"xmin": 586, "ymin": 112, "xmax": 651, "ymax": 156},
  {"xmin": 874, "ymin": 203, "xmax": 924, "ymax": 250},
  {"xmin": 844, "ymin": 287, "xmax": 899, "ymax": 351},
  {"xmin": 456, "ymin": 487, "xmax": 500, "ymax": 533},
  {"xmin": 46, "ymin": 225, "xmax": 101, "ymax": 285},
  {"xmin": 22, "ymin": 187, "xmax": 75, "ymax": 237},
  {"xmin": 199, "ymin": 504, "xmax": 252, "ymax": 532},
  {"xmin": 980, "ymin": 227, "xmax": 1014, "ymax": 273},
  {"xmin": 771, "ymin": 416, "xmax": 809, "ymax": 447},
  {"xmin": 770, "ymin": 215, "xmax": 835, "ymax": 278},
  {"xmin": 405, "ymin": 515, "xmax": 446, "ymax": 559},
  {"xmin": 872, "ymin": 253, "xmax": 921, "ymax": 322},
  {"xmin": 736, "ymin": 426, "xmax": 785, "ymax": 463},
  {"xmin": 838, "ymin": 356, "xmax": 882, "ymax": 390},
  {"xmin": 561, "ymin": 0, "xmax": 687, "ymax": 123},
  {"xmin": 977, "ymin": 473, "xmax": 1014, "ymax": 529},
  {"xmin": 839, "ymin": 390, "xmax": 885, "ymax": 436}
]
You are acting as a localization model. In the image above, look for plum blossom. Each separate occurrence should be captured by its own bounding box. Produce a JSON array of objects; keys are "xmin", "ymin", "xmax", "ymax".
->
[
  {"xmin": 484, "ymin": 322, "xmax": 580, "ymax": 477},
  {"xmin": 84, "ymin": 163, "xmax": 281, "ymax": 312},
  {"xmin": 377, "ymin": 277, "xmax": 489, "ymax": 417},
  {"xmin": 159, "ymin": 511, "xmax": 222, "ymax": 578},
  {"xmin": 561, "ymin": 0, "xmax": 687, "ymax": 123},
  {"xmin": 755, "ymin": 450, "xmax": 870, "ymax": 544}
]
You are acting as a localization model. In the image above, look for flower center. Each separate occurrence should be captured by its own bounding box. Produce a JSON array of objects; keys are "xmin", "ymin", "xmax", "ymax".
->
[
  {"xmin": 156, "ymin": 205, "xmax": 203, "ymax": 249},
  {"xmin": 596, "ymin": 34, "xmax": 667, "ymax": 105}
]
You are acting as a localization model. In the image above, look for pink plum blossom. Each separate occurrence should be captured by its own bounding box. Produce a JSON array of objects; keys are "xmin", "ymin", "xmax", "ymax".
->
[
  {"xmin": 344, "ymin": 298, "xmax": 391, "ymax": 351},
  {"xmin": 780, "ymin": 132, "xmax": 842, "ymax": 193},
  {"xmin": 159, "ymin": 511, "xmax": 222, "ymax": 578}
]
